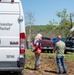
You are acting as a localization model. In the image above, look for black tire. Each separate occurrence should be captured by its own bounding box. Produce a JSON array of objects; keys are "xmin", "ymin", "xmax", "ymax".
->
[
  {"xmin": 17, "ymin": 72, "xmax": 23, "ymax": 75},
  {"xmin": 47, "ymin": 50, "xmax": 49, "ymax": 53},
  {"xmin": 17, "ymin": 70, "xmax": 24, "ymax": 75},
  {"xmin": 64, "ymin": 50, "xmax": 67, "ymax": 54},
  {"xmin": 50, "ymin": 50, "xmax": 53, "ymax": 53}
]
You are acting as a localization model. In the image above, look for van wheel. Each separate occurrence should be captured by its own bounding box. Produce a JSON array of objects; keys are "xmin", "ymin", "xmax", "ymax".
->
[
  {"xmin": 18, "ymin": 71, "xmax": 24, "ymax": 75},
  {"xmin": 17, "ymin": 72, "xmax": 23, "ymax": 75}
]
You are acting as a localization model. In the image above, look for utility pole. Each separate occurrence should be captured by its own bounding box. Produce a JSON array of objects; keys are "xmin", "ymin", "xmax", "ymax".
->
[{"xmin": 28, "ymin": 23, "xmax": 32, "ymax": 49}]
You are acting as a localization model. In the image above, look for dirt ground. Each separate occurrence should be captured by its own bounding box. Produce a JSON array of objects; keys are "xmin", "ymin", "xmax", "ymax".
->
[{"xmin": 24, "ymin": 53, "xmax": 74, "ymax": 75}]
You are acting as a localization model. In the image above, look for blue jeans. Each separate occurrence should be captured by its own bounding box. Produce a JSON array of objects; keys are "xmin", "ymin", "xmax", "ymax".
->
[
  {"xmin": 35, "ymin": 53, "xmax": 41, "ymax": 69},
  {"xmin": 56, "ymin": 56, "xmax": 67, "ymax": 74}
]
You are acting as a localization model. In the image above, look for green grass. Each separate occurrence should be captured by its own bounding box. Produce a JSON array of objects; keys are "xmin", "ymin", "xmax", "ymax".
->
[
  {"xmin": 26, "ymin": 49, "xmax": 34, "ymax": 58},
  {"xmin": 65, "ymin": 53, "xmax": 74, "ymax": 60},
  {"xmin": 26, "ymin": 50, "xmax": 74, "ymax": 61},
  {"xmin": 25, "ymin": 50, "xmax": 74, "ymax": 69}
]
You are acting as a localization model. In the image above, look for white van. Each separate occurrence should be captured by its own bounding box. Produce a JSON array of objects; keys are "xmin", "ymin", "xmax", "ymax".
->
[{"xmin": 0, "ymin": 0, "xmax": 26, "ymax": 75}]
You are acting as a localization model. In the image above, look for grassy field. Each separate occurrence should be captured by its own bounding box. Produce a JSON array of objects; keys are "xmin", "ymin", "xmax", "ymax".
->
[
  {"xmin": 65, "ymin": 53, "xmax": 74, "ymax": 60},
  {"xmin": 25, "ymin": 50, "xmax": 74, "ymax": 60},
  {"xmin": 25, "ymin": 50, "xmax": 74, "ymax": 75},
  {"xmin": 25, "ymin": 50, "xmax": 74, "ymax": 69}
]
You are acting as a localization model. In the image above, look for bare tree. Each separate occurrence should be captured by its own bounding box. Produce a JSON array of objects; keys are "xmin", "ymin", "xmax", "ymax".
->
[
  {"xmin": 25, "ymin": 11, "xmax": 35, "ymax": 26},
  {"xmin": 25, "ymin": 11, "xmax": 35, "ymax": 49},
  {"xmin": 70, "ymin": 13, "xmax": 74, "ymax": 28}
]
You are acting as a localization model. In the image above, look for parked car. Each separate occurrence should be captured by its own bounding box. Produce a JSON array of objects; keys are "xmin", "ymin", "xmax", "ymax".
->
[
  {"xmin": 65, "ymin": 37, "xmax": 74, "ymax": 53},
  {"xmin": 41, "ymin": 37, "xmax": 55, "ymax": 53},
  {"xmin": 52, "ymin": 38, "xmax": 66, "ymax": 44},
  {"xmin": 61, "ymin": 38, "xmax": 66, "ymax": 42},
  {"xmin": 52, "ymin": 38, "xmax": 58, "ymax": 44}
]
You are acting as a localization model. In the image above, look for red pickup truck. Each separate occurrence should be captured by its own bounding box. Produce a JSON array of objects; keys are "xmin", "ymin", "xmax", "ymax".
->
[{"xmin": 41, "ymin": 37, "xmax": 55, "ymax": 53}]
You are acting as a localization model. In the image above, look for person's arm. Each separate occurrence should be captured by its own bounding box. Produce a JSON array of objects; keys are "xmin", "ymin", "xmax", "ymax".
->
[
  {"xmin": 31, "ymin": 40, "xmax": 34, "ymax": 47},
  {"xmin": 54, "ymin": 47, "xmax": 56, "ymax": 53},
  {"xmin": 53, "ymin": 44, "xmax": 57, "ymax": 53},
  {"xmin": 31, "ymin": 40, "xmax": 36, "ymax": 51},
  {"xmin": 64, "ymin": 43, "xmax": 66, "ymax": 51}
]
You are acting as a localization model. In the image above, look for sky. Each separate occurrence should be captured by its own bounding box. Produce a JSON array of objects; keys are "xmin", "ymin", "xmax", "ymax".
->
[{"xmin": 21, "ymin": 0, "xmax": 74, "ymax": 25}]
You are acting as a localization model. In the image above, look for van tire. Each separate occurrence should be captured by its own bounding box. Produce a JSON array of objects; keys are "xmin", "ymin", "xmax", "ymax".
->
[
  {"xmin": 18, "ymin": 71, "xmax": 24, "ymax": 75},
  {"xmin": 18, "ymin": 72, "xmax": 23, "ymax": 75}
]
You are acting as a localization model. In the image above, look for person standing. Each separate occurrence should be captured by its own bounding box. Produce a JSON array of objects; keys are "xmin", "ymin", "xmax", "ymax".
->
[
  {"xmin": 31, "ymin": 33, "xmax": 42, "ymax": 70},
  {"xmin": 54, "ymin": 35, "xmax": 67, "ymax": 74}
]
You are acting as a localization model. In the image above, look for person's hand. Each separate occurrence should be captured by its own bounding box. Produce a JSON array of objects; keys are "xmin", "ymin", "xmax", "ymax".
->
[
  {"xmin": 32, "ymin": 47, "xmax": 36, "ymax": 52},
  {"xmin": 31, "ymin": 42, "xmax": 33, "ymax": 46}
]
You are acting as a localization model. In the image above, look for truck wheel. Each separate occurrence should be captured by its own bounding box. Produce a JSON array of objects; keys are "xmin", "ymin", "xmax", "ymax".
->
[
  {"xmin": 50, "ymin": 50, "xmax": 53, "ymax": 53},
  {"xmin": 64, "ymin": 50, "xmax": 67, "ymax": 54},
  {"xmin": 47, "ymin": 50, "xmax": 49, "ymax": 53}
]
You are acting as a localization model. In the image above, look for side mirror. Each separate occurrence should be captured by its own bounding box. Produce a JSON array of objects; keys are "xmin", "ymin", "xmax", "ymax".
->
[{"xmin": 18, "ymin": 16, "xmax": 23, "ymax": 22}]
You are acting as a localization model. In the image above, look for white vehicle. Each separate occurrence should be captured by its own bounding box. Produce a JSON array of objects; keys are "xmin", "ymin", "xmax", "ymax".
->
[{"xmin": 0, "ymin": 0, "xmax": 26, "ymax": 75}]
